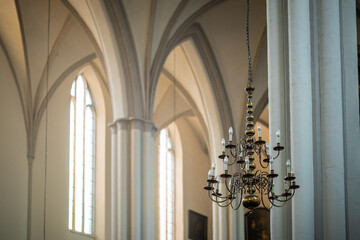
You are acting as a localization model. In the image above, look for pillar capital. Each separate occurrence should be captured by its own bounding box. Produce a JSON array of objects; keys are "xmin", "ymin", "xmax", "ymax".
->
[{"xmin": 111, "ymin": 117, "xmax": 157, "ymax": 132}]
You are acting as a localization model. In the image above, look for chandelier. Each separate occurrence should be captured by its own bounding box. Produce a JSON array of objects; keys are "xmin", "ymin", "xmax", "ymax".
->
[{"xmin": 203, "ymin": 0, "xmax": 299, "ymax": 210}]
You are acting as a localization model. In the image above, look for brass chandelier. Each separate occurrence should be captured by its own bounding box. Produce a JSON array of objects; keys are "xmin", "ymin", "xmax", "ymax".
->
[{"xmin": 203, "ymin": 0, "xmax": 299, "ymax": 210}]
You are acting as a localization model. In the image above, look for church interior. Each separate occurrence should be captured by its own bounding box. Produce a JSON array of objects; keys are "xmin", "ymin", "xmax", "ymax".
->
[{"xmin": 0, "ymin": 0, "xmax": 359, "ymax": 239}]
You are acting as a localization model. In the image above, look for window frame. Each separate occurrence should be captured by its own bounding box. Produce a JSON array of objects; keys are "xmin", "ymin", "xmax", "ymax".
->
[
  {"xmin": 68, "ymin": 74, "xmax": 96, "ymax": 236},
  {"xmin": 159, "ymin": 128, "xmax": 176, "ymax": 240}
]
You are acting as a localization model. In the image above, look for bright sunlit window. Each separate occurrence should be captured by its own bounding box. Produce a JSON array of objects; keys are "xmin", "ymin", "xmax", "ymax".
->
[
  {"xmin": 159, "ymin": 129, "xmax": 175, "ymax": 240},
  {"xmin": 68, "ymin": 75, "xmax": 95, "ymax": 235}
]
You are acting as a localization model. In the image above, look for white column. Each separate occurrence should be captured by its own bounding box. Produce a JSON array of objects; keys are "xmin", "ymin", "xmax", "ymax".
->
[
  {"xmin": 215, "ymin": 162, "xmax": 228, "ymax": 240},
  {"xmin": 212, "ymin": 202, "xmax": 219, "ymax": 240},
  {"xmin": 142, "ymin": 122, "xmax": 156, "ymax": 240},
  {"xmin": 266, "ymin": 0, "xmax": 289, "ymax": 239},
  {"xmin": 218, "ymin": 183, "xmax": 228, "ymax": 240},
  {"xmin": 288, "ymin": 1, "xmax": 315, "ymax": 239},
  {"xmin": 229, "ymin": 205, "xmax": 236, "ymax": 240},
  {"xmin": 237, "ymin": 206, "xmax": 245, "ymax": 240},
  {"xmin": 116, "ymin": 120, "xmax": 129, "ymax": 240},
  {"xmin": 27, "ymin": 156, "xmax": 34, "ymax": 240},
  {"xmin": 109, "ymin": 124, "xmax": 117, "ymax": 240},
  {"xmin": 129, "ymin": 120, "xmax": 143, "ymax": 240},
  {"xmin": 112, "ymin": 118, "xmax": 156, "ymax": 240},
  {"xmin": 229, "ymin": 197, "xmax": 245, "ymax": 240},
  {"xmin": 340, "ymin": 0, "xmax": 360, "ymax": 239},
  {"xmin": 318, "ymin": 0, "xmax": 346, "ymax": 239}
]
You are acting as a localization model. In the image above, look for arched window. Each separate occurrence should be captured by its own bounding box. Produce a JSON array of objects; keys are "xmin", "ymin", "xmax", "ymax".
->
[
  {"xmin": 68, "ymin": 75, "xmax": 95, "ymax": 235},
  {"xmin": 159, "ymin": 129, "xmax": 175, "ymax": 240}
]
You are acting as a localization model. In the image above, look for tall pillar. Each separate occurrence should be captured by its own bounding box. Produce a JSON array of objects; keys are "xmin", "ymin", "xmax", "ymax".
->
[
  {"xmin": 229, "ymin": 197, "xmax": 245, "ymax": 240},
  {"xmin": 340, "ymin": 0, "xmax": 360, "ymax": 239},
  {"xmin": 109, "ymin": 124, "xmax": 117, "ymax": 240},
  {"xmin": 237, "ymin": 206, "xmax": 245, "ymax": 240},
  {"xmin": 142, "ymin": 122, "xmax": 156, "ymax": 240},
  {"xmin": 288, "ymin": 1, "xmax": 315, "ymax": 239},
  {"xmin": 212, "ymin": 201, "xmax": 218, "ymax": 240},
  {"xmin": 266, "ymin": 0, "xmax": 290, "ymax": 239},
  {"xmin": 218, "ymin": 177, "xmax": 228, "ymax": 240},
  {"xmin": 109, "ymin": 118, "xmax": 156, "ymax": 240},
  {"xmin": 318, "ymin": 0, "xmax": 346, "ymax": 239},
  {"xmin": 214, "ymin": 162, "xmax": 228, "ymax": 240},
  {"xmin": 229, "ymin": 202, "xmax": 236, "ymax": 240},
  {"xmin": 129, "ymin": 120, "xmax": 143, "ymax": 240},
  {"xmin": 116, "ymin": 120, "xmax": 129, "ymax": 240}
]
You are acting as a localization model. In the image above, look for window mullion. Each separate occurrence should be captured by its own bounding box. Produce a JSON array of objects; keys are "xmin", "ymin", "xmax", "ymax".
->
[
  {"xmin": 69, "ymin": 76, "xmax": 95, "ymax": 235},
  {"xmin": 72, "ymin": 93, "xmax": 77, "ymax": 230},
  {"xmin": 82, "ymin": 83, "xmax": 86, "ymax": 233}
]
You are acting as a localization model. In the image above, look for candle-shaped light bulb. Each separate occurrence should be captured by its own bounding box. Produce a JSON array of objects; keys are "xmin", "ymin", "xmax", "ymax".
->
[
  {"xmin": 269, "ymin": 158, "xmax": 274, "ymax": 171},
  {"xmin": 208, "ymin": 170, "xmax": 212, "ymax": 180},
  {"xmin": 291, "ymin": 168, "xmax": 295, "ymax": 175},
  {"xmin": 224, "ymin": 156, "xmax": 229, "ymax": 171},
  {"xmin": 284, "ymin": 179, "xmax": 289, "ymax": 189},
  {"xmin": 276, "ymin": 130, "xmax": 280, "ymax": 143},
  {"xmin": 211, "ymin": 162, "xmax": 216, "ymax": 176},
  {"xmin": 216, "ymin": 176, "xmax": 220, "ymax": 190},
  {"xmin": 229, "ymin": 127, "xmax": 233, "ymax": 142},
  {"xmin": 245, "ymin": 157, "xmax": 250, "ymax": 171},
  {"xmin": 265, "ymin": 143, "xmax": 269, "ymax": 155},
  {"xmin": 240, "ymin": 144, "xmax": 243, "ymax": 158},
  {"xmin": 286, "ymin": 159, "xmax": 291, "ymax": 174},
  {"xmin": 221, "ymin": 138, "xmax": 225, "ymax": 152},
  {"xmin": 257, "ymin": 123, "xmax": 261, "ymax": 138}
]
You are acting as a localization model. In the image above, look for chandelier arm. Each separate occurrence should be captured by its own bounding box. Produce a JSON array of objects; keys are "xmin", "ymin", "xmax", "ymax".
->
[
  {"xmin": 228, "ymin": 156, "xmax": 238, "ymax": 166},
  {"xmin": 216, "ymin": 198, "xmax": 234, "ymax": 208},
  {"xmin": 259, "ymin": 181, "xmax": 273, "ymax": 211},
  {"xmin": 272, "ymin": 151, "xmax": 281, "ymax": 160},
  {"xmin": 224, "ymin": 177, "xmax": 232, "ymax": 193},
  {"xmin": 271, "ymin": 183, "xmax": 292, "ymax": 198},
  {"xmin": 269, "ymin": 197, "xmax": 288, "ymax": 208},
  {"xmin": 214, "ymin": 193, "xmax": 230, "ymax": 201},
  {"xmin": 259, "ymin": 145, "xmax": 271, "ymax": 166},
  {"xmin": 258, "ymin": 154, "xmax": 269, "ymax": 169},
  {"xmin": 270, "ymin": 188, "xmax": 286, "ymax": 198},
  {"xmin": 207, "ymin": 191, "xmax": 218, "ymax": 203},
  {"xmin": 208, "ymin": 190, "xmax": 230, "ymax": 203},
  {"xmin": 272, "ymin": 195, "xmax": 294, "ymax": 203},
  {"xmin": 272, "ymin": 190, "xmax": 296, "ymax": 203},
  {"xmin": 230, "ymin": 191, "xmax": 244, "ymax": 210},
  {"xmin": 212, "ymin": 189, "xmax": 232, "ymax": 201},
  {"xmin": 229, "ymin": 147, "xmax": 239, "ymax": 159}
]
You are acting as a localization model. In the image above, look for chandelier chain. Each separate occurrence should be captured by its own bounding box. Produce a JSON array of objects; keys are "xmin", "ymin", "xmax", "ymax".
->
[{"xmin": 246, "ymin": 0, "xmax": 253, "ymax": 85}]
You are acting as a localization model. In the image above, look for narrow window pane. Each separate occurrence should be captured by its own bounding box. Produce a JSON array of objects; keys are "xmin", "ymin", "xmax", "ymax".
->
[
  {"xmin": 84, "ymin": 107, "xmax": 94, "ymax": 234},
  {"xmin": 68, "ymin": 100, "xmax": 75, "ymax": 229},
  {"xmin": 159, "ymin": 129, "xmax": 174, "ymax": 240},
  {"xmin": 71, "ymin": 81, "xmax": 75, "ymax": 97},
  {"xmin": 69, "ymin": 75, "xmax": 95, "ymax": 235},
  {"xmin": 74, "ymin": 77, "xmax": 85, "ymax": 232}
]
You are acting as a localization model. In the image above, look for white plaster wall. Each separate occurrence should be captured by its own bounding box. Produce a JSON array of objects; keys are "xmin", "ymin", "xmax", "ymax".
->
[
  {"xmin": 31, "ymin": 72, "xmax": 110, "ymax": 240},
  {"xmin": 0, "ymin": 47, "xmax": 28, "ymax": 240},
  {"xmin": 177, "ymin": 118, "xmax": 212, "ymax": 240},
  {"xmin": 0, "ymin": 51, "xmax": 110, "ymax": 239}
]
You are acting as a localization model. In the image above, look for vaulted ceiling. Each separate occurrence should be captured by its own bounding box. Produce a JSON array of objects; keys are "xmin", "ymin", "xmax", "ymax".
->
[{"xmin": 0, "ymin": 0, "xmax": 268, "ymax": 155}]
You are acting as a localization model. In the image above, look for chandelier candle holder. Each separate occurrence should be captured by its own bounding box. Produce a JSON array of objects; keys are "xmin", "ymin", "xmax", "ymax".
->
[{"xmin": 203, "ymin": 0, "xmax": 299, "ymax": 211}]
